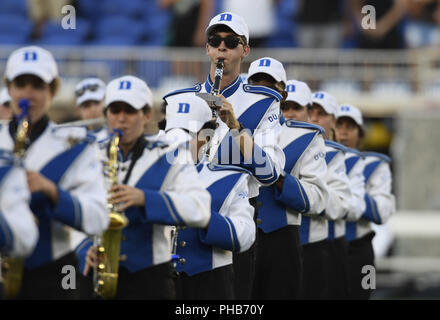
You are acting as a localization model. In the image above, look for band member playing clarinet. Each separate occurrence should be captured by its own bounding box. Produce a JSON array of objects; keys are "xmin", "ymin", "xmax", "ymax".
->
[{"xmin": 163, "ymin": 12, "xmax": 285, "ymax": 299}]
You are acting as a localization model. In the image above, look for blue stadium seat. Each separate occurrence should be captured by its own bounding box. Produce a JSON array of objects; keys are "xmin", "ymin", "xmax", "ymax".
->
[
  {"xmin": 95, "ymin": 16, "xmax": 144, "ymax": 44},
  {"xmin": 99, "ymin": 0, "xmax": 145, "ymax": 17},
  {"xmin": 0, "ymin": 34, "xmax": 28, "ymax": 45},
  {"xmin": 0, "ymin": 14, "xmax": 32, "ymax": 45},
  {"xmin": 139, "ymin": 3, "xmax": 171, "ymax": 46},
  {"xmin": 0, "ymin": 0, "xmax": 27, "ymax": 16},
  {"xmin": 37, "ymin": 19, "xmax": 91, "ymax": 45},
  {"xmin": 76, "ymin": 0, "xmax": 101, "ymax": 21}
]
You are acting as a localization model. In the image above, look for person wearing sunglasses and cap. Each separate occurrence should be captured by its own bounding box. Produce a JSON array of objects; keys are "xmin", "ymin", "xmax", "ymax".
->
[
  {"xmin": 74, "ymin": 78, "xmax": 108, "ymax": 142},
  {"xmin": 163, "ymin": 92, "xmax": 255, "ymax": 299},
  {"xmin": 0, "ymin": 46, "xmax": 109, "ymax": 299},
  {"xmin": 79, "ymin": 76, "xmax": 211, "ymax": 299},
  {"xmin": 0, "ymin": 88, "xmax": 12, "ymax": 121},
  {"xmin": 253, "ymin": 75, "xmax": 328, "ymax": 299},
  {"xmin": 163, "ymin": 12, "xmax": 285, "ymax": 299},
  {"xmin": 335, "ymin": 104, "xmax": 395, "ymax": 300},
  {"xmin": 308, "ymin": 91, "xmax": 353, "ymax": 299}
]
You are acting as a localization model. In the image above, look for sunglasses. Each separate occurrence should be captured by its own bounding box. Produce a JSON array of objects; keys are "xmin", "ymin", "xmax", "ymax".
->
[
  {"xmin": 75, "ymin": 83, "xmax": 100, "ymax": 97},
  {"xmin": 207, "ymin": 35, "xmax": 245, "ymax": 49}
]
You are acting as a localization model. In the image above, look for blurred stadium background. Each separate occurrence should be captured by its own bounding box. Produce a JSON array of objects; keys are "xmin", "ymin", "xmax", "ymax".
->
[{"xmin": 1, "ymin": 0, "xmax": 440, "ymax": 299}]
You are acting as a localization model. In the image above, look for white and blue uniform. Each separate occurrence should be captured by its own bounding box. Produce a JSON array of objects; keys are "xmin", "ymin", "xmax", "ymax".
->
[
  {"xmin": 344, "ymin": 148, "xmax": 367, "ymax": 241},
  {"xmin": 77, "ymin": 137, "xmax": 211, "ymax": 273},
  {"xmin": 257, "ymin": 120, "xmax": 328, "ymax": 237},
  {"xmin": 351, "ymin": 152, "xmax": 396, "ymax": 239},
  {"xmin": 253, "ymin": 119, "xmax": 328, "ymax": 299},
  {"xmin": 0, "ymin": 152, "xmax": 38, "ymax": 257},
  {"xmin": 175, "ymin": 160, "xmax": 255, "ymax": 276},
  {"xmin": 322, "ymin": 140, "xmax": 352, "ymax": 299},
  {"xmin": 323, "ymin": 140, "xmax": 352, "ymax": 240},
  {"xmin": 0, "ymin": 120, "xmax": 109, "ymax": 270},
  {"xmin": 163, "ymin": 76, "xmax": 286, "ymax": 197}
]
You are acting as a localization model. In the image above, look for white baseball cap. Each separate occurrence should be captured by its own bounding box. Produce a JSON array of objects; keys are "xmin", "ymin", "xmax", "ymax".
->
[
  {"xmin": 336, "ymin": 104, "xmax": 363, "ymax": 126},
  {"xmin": 247, "ymin": 57, "xmax": 287, "ymax": 85},
  {"xmin": 206, "ymin": 12, "xmax": 249, "ymax": 44},
  {"xmin": 105, "ymin": 75, "xmax": 153, "ymax": 110},
  {"xmin": 75, "ymin": 78, "xmax": 106, "ymax": 106},
  {"xmin": 0, "ymin": 88, "xmax": 11, "ymax": 105},
  {"xmin": 285, "ymin": 79, "xmax": 312, "ymax": 107},
  {"xmin": 312, "ymin": 91, "xmax": 338, "ymax": 116},
  {"xmin": 5, "ymin": 46, "xmax": 58, "ymax": 83},
  {"xmin": 165, "ymin": 93, "xmax": 212, "ymax": 133}
]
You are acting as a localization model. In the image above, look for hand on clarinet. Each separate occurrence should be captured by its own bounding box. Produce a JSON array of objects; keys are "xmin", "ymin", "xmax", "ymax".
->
[{"xmin": 217, "ymin": 95, "xmax": 240, "ymax": 130}]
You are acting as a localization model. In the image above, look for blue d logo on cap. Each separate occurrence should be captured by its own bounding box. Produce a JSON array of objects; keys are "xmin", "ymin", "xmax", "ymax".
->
[
  {"xmin": 219, "ymin": 13, "xmax": 232, "ymax": 21},
  {"xmin": 119, "ymin": 81, "xmax": 131, "ymax": 90},
  {"xmin": 23, "ymin": 51, "xmax": 37, "ymax": 61},
  {"xmin": 177, "ymin": 103, "xmax": 190, "ymax": 113},
  {"xmin": 258, "ymin": 59, "xmax": 271, "ymax": 67},
  {"xmin": 314, "ymin": 93, "xmax": 324, "ymax": 99},
  {"xmin": 341, "ymin": 105, "xmax": 350, "ymax": 111},
  {"xmin": 286, "ymin": 84, "xmax": 295, "ymax": 92}
]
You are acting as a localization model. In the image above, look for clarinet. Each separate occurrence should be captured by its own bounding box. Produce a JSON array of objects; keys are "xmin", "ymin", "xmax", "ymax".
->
[
  {"xmin": 211, "ymin": 58, "xmax": 225, "ymax": 117},
  {"xmin": 196, "ymin": 59, "xmax": 225, "ymax": 118}
]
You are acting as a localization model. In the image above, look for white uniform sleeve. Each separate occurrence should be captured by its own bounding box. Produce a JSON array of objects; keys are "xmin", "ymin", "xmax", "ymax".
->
[
  {"xmin": 222, "ymin": 175, "xmax": 255, "ymax": 252},
  {"xmin": 298, "ymin": 135, "xmax": 328, "ymax": 215},
  {"xmin": 0, "ymin": 167, "xmax": 38, "ymax": 257},
  {"xmin": 143, "ymin": 146, "xmax": 211, "ymax": 228},
  {"xmin": 57, "ymin": 143, "xmax": 109, "ymax": 235},
  {"xmin": 345, "ymin": 157, "xmax": 366, "ymax": 221},
  {"xmin": 325, "ymin": 152, "xmax": 352, "ymax": 220},
  {"xmin": 198, "ymin": 174, "xmax": 255, "ymax": 252},
  {"xmin": 364, "ymin": 162, "xmax": 395, "ymax": 224},
  {"xmin": 276, "ymin": 135, "xmax": 328, "ymax": 215},
  {"xmin": 252, "ymin": 100, "xmax": 286, "ymax": 186}
]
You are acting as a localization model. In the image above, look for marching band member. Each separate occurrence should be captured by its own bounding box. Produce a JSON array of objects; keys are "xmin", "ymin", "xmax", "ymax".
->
[
  {"xmin": 0, "ymin": 152, "xmax": 38, "ymax": 259},
  {"xmin": 272, "ymin": 79, "xmax": 330, "ymax": 299},
  {"xmin": 0, "ymin": 152, "xmax": 38, "ymax": 299},
  {"xmin": 335, "ymin": 104, "xmax": 395, "ymax": 299},
  {"xmin": 247, "ymin": 68, "xmax": 328, "ymax": 299},
  {"xmin": 0, "ymin": 88, "xmax": 12, "ymax": 121},
  {"xmin": 0, "ymin": 46, "xmax": 109, "ymax": 299},
  {"xmin": 309, "ymin": 91, "xmax": 353, "ymax": 299},
  {"xmin": 163, "ymin": 12, "xmax": 285, "ymax": 299},
  {"xmin": 73, "ymin": 77, "xmax": 107, "ymax": 141},
  {"xmin": 69, "ymin": 77, "xmax": 108, "ymax": 299},
  {"xmin": 164, "ymin": 93, "xmax": 255, "ymax": 299},
  {"xmin": 81, "ymin": 75, "xmax": 211, "ymax": 299}
]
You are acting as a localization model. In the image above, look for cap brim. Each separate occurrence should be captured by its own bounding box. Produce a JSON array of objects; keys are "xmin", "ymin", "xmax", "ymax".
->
[
  {"xmin": 165, "ymin": 118, "xmax": 203, "ymax": 133},
  {"xmin": 7, "ymin": 68, "xmax": 53, "ymax": 83},
  {"xmin": 286, "ymin": 94, "xmax": 309, "ymax": 107},
  {"xmin": 313, "ymin": 101, "xmax": 335, "ymax": 115},
  {"xmin": 77, "ymin": 92, "xmax": 105, "ymax": 106},
  {"xmin": 337, "ymin": 114, "xmax": 362, "ymax": 126}
]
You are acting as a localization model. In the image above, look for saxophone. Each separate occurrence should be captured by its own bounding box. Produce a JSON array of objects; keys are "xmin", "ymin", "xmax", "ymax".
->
[
  {"xmin": 1, "ymin": 99, "xmax": 30, "ymax": 299},
  {"xmin": 94, "ymin": 129, "xmax": 128, "ymax": 299}
]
